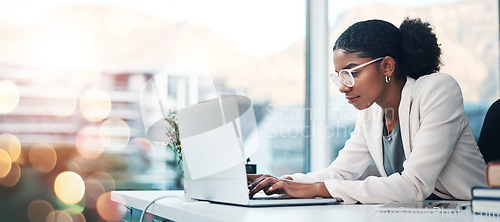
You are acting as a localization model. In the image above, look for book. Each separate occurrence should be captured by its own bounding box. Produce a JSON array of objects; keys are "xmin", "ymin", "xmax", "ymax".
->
[
  {"xmin": 487, "ymin": 161, "xmax": 500, "ymax": 187},
  {"xmin": 471, "ymin": 186, "xmax": 500, "ymax": 216}
]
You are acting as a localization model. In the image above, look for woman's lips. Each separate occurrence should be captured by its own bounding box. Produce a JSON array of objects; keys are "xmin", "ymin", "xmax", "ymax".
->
[{"xmin": 346, "ymin": 96, "xmax": 360, "ymax": 104}]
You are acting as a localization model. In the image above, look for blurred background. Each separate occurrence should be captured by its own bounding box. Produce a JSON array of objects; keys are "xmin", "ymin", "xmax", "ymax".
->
[{"xmin": 0, "ymin": 0, "xmax": 498, "ymax": 221}]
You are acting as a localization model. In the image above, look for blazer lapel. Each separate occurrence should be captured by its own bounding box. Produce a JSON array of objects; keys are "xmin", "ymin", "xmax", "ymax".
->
[
  {"xmin": 364, "ymin": 105, "xmax": 386, "ymax": 177},
  {"xmin": 366, "ymin": 77, "xmax": 415, "ymax": 177},
  {"xmin": 399, "ymin": 77, "xmax": 415, "ymax": 159}
]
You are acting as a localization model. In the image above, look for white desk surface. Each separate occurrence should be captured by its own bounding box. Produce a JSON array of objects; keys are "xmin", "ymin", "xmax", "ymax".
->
[{"xmin": 111, "ymin": 190, "xmax": 499, "ymax": 222}]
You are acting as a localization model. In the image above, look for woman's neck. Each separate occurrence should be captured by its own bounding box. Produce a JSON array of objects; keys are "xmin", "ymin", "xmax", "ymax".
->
[{"xmin": 376, "ymin": 76, "xmax": 406, "ymax": 121}]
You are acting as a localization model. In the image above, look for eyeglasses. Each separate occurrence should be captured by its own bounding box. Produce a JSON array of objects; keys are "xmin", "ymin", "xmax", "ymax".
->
[{"xmin": 330, "ymin": 57, "xmax": 384, "ymax": 88}]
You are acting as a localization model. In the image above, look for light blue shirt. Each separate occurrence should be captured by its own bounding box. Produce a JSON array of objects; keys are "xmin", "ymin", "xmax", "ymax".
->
[{"xmin": 382, "ymin": 121, "xmax": 405, "ymax": 176}]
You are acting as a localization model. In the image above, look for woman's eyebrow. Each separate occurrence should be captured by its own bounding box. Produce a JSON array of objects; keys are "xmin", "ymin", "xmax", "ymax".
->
[
  {"xmin": 341, "ymin": 63, "xmax": 359, "ymax": 70},
  {"xmin": 334, "ymin": 62, "xmax": 359, "ymax": 72}
]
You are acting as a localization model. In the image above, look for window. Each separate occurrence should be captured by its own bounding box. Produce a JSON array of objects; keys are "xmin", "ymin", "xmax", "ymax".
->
[{"xmin": 0, "ymin": 1, "xmax": 307, "ymax": 221}]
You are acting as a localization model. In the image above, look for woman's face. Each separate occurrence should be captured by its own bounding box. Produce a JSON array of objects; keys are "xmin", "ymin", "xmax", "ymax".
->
[{"xmin": 332, "ymin": 49, "xmax": 387, "ymax": 110}]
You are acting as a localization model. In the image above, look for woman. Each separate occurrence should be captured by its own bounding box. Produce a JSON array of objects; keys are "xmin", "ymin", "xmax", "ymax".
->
[{"xmin": 247, "ymin": 18, "xmax": 486, "ymax": 204}]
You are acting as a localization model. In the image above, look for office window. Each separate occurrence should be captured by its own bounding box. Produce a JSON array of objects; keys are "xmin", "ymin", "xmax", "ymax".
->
[
  {"xmin": 0, "ymin": 1, "xmax": 306, "ymax": 221},
  {"xmin": 327, "ymin": 0, "xmax": 499, "ymax": 168}
]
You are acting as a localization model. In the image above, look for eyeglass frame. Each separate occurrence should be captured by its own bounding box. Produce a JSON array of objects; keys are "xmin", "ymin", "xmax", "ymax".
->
[{"xmin": 330, "ymin": 57, "xmax": 384, "ymax": 88}]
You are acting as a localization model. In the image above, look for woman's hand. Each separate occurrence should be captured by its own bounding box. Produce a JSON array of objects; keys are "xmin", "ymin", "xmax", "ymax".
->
[{"xmin": 247, "ymin": 174, "xmax": 331, "ymax": 199}]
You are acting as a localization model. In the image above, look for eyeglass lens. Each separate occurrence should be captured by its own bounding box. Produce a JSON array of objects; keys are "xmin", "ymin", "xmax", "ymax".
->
[{"xmin": 330, "ymin": 71, "xmax": 354, "ymax": 88}]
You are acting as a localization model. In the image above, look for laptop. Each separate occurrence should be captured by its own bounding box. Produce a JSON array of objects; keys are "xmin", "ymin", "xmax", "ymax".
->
[
  {"xmin": 182, "ymin": 157, "xmax": 339, "ymax": 207},
  {"xmin": 177, "ymin": 95, "xmax": 339, "ymax": 207}
]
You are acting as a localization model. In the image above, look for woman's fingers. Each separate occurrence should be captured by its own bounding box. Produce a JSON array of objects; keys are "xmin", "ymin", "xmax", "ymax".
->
[
  {"xmin": 264, "ymin": 180, "xmax": 285, "ymax": 195},
  {"xmin": 247, "ymin": 174, "xmax": 273, "ymax": 190},
  {"xmin": 248, "ymin": 177, "xmax": 271, "ymax": 197},
  {"xmin": 246, "ymin": 174, "xmax": 262, "ymax": 182},
  {"xmin": 247, "ymin": 174, "xmax": 271, "ymax": 184},
  {"xmin": 248, "ymin": 176, "xmax": 278, "ymax": 198},
  {"xmin": 247, "ymin": 174, "xmax": 263, "ymax": 185},
  {"xmin": 249, "ymin": 175, "xmax": 328, "ymax": 199}
]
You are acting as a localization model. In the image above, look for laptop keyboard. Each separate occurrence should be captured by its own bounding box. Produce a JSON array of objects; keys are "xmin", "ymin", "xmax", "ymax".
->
[{"xmin": 251, "ymin": 195, "xmax": 294, "ymax": 200}]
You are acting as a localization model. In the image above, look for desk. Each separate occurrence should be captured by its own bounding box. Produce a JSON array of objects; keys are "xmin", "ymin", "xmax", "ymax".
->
[{"xmin": 111, "ymin": 190, "xmax": 498, "ymax": 222}]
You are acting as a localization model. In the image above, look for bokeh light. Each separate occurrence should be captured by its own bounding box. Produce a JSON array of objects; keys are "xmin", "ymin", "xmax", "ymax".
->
[
  {"xmin": 46, "ymin": 210, "xmax": 72, "ymax": 222},
  {"xmin": 131, "ymin": 138, "xmax": 156, "ymax": 161},
  {"xmin": 84, "ymin": 179, "xmax": 105, "ymax": 209},
  {"xmin": 80, "ymin": 88, "xmax": 111, "ymax": 122},
  {"xmin": 0, "ymin": 80, "xmax": 20, "ymax": 114},
  {"xmin": 67, "ymin": 161, "xmax": 82, "ymax": 175},
  {"xmin": 0, "ymin": 149, "xmax": 12, "ymax": 178},
  {"xmin": 55, "ymin": 197, "xmax": 85, "ymax": 215},
  {"xmin": 54, "ymin": 171, "xmax": 85, "ymax": 205},
  {"xmin": 47, "ymin": 87, "xmax": 77, "ymax": 117},
  {"xmin": 88, "ymin": 171, "xmax": 115, "ymax": 192},
  {"xmin": 100, "ymin": 118, "xmax": 131, "ymax": 151},
  {"xmin": 0, "ymin": 162, "xmax": 21, "ymax": 187},
  {"xmin": 29, "ymin": 143, "xmax": 57, "ymax": 173},
  {"xmin": 96, "ymin": 192, "xmax": 126, "ymax": 221},
  {"xmin": 65, "ymin": 209, "xmax": 86, "ymax": 222},
  {"xmin": 105, "ymin": 8, "xmax": 137, "ymax": 37},
  {"xmin": 75, "ymin": 126, "xmax": 105, "ymax": 159},
  {"xmin": 76, "ymin": 67, "xmax": 101, "ymax": 85},
  {"xmin": 0, "ymin": 133, "xmax": 21, "ymax": 162},
  {"xmin": 27, "ymin": 200, "xmax": 54, "ymax": 222}
]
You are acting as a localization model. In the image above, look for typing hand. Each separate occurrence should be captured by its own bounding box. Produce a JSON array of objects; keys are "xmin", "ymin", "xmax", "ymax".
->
[
  {"xmin": 247, "ymin": 174, "xmax": 288, "ymax": 198},
  {"xmin": 247, "ymin": 174, "xmax": 330, "ymax": 199}
]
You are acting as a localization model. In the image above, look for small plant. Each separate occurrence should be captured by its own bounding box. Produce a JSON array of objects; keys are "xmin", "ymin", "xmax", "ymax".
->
[{"xmin": 165, "ymin": 109, "xmax": 182, "ymax": 170}]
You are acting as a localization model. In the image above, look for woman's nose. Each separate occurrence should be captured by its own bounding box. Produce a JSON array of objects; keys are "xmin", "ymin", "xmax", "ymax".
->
[{"xmin": 338, "ymin": 82, "xmax": 351, "ymax": 93}]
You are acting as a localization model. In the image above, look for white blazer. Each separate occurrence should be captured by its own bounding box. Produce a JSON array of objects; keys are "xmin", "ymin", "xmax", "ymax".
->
[{"xmin": 290, "ymin": 73, "xmax": 487, "ymax": 204}]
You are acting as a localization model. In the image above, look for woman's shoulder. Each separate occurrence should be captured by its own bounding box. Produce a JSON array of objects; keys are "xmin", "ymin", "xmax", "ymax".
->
[
  {"xmin": 413, "ymin": 72, "xmax": 461, "ymax": 93},
  {"xmin": 414, "ymin": 72, "xmax": 456, "ymax": 84},
  {"xmin": 411, "ymin": 72, "xmax": 463, "ymax": 104}
]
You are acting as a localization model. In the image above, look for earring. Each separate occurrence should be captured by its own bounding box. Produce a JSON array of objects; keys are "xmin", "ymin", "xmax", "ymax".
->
[{"xmin": 385, "ymin": 76, "xmax": 390, "ymax": 83}]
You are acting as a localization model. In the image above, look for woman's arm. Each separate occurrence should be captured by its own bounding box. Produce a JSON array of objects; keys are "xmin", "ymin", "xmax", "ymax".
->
[{"xmin": 289, "ymin": 111, "xmax": 374, "ymax": 183}]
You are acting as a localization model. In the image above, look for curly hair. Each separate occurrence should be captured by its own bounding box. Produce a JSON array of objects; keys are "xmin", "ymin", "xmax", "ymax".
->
[{"xmin": 333, "ymin": 18, "xmax": 442, "ymax": 79}]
